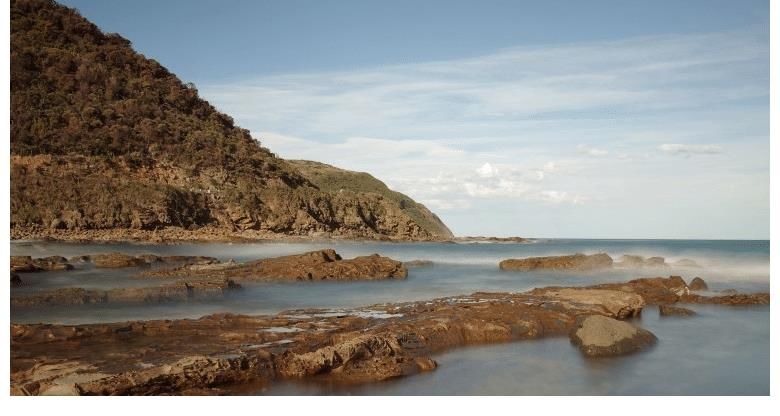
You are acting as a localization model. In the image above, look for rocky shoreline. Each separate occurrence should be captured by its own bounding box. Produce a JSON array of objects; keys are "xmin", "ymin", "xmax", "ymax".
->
[
  {"xmin": 10, "ymin": 276, "xmax": 768, "ymax": 395},
  {"xmin": 10, "ymin": 250, "xmax": 408, "ymax": 307}
]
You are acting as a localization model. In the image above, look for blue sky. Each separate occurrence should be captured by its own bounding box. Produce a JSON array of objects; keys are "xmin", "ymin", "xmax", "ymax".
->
[{"xmin": 62, "ymin": 0, "xmax": 769, "ymax": 239}]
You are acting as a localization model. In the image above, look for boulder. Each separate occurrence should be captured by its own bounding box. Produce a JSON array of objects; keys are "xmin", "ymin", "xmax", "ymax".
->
[
  {"xmin": 659, "ymin": 305, "xmax": 697, "ymax": 317},
  {"xmin": 499, "ymin": 253, "xmax": 613, "ymax": 272},
  {"xmin": 689, "ymin": 277, "xmax": 708, "ymax": 291},
  {"xmin": 569, "ymin": 315, "xmax": 657, "ymax": 357}
]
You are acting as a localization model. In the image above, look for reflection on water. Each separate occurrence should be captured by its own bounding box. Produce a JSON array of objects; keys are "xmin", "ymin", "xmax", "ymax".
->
[
  {"xmin": 9, "ymin": 239, "xmax": 770, "ymax": 395},
  {"xmin": 250, "ymin": 305, "xmax": 770, "ymax": 396}
]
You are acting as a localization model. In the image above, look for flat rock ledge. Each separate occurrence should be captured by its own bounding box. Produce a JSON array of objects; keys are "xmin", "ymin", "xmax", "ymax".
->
[
  {"xmin": 570, "ymin": 315, "xmax": 657, "ymax": 357},
  {"xmin": 11, "ymin": 278, "xmax": 240, "ymax": 307},
  {"xmin": 499, "ymin": 253, "xmax": 613, "ymax": 272},
  {"xmin": 10, "ymin": 276, "xmax": 768, "ymax": 395},
  {"xmin": 143, "ymin": 249, "xmax": 407, "ymax": 281}
]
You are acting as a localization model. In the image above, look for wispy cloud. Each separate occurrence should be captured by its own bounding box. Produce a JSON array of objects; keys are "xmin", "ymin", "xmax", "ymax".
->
[
  {"xmin": 201, "ymin": 28, "xmax": 767, "ymax": 238},
  {"xmin": 577, "ymin": 144, "xmax": 609, "ymax": 157},
  {"xmin": 658, "ymin": 143, "xmax": 723, "ymax": 156}
]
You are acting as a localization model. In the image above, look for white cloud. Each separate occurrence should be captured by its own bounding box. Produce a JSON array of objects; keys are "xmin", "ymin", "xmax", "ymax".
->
[
  {"xmin": 198, "ymin": 28, "xmax": 767, "ymax": 238},
  {"xmin": 658, "ymin": 143, "xmax": 723, "ymax": 156},
  {"xmin": 475, "ymin": 163, "xmax": 499, "ymax": 178},
  {"xmin": 577, "ymin": 144, "xmax": 609, "ymax": 157}
]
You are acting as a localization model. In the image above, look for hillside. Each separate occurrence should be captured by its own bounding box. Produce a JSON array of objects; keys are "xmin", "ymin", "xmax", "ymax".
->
[
  {"xmin": 9, "ymin": 0, "xmax": 453, "ymax": 241},
  {"xmin": 288, "ymin": 160, "xmax": 452, "ymax": 239}
]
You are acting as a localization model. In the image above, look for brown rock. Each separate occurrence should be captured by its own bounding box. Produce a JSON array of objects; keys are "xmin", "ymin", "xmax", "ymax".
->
[
  {"xmin": 593, "ymin": 276, "xmax": 690, "ymax": 304},
  {"xmin": 689, "ymin": 277, "xmax": 708, "ymax": 291},
  {"xmin": 527, "ymin": 288, "xmax": 646, "ymax": 319},
  {"xmin": 9, "ymin": 277, "xmax": 768, "ymax": 395},
  {"xmin": 91, "ymin": 253, "xmax": 147, "ymax": 268},
  {"xmin": 659, "ymin": 305, "xmax": 697, "ymax": 317},
  {"xmin": 10, "ymin": 255, "xmax": 73, "ymax": 272},
  {"xmin": 569, "ymin": 315, "xmax": 657, "ymax": 357},
  {"xmin": 614, "ymin": 255, "xmax": 669, "ymax": 268},
  {"xmin": 144, "ymin": 249, "xmax": 407, "ymax": 282},
  {"xmin": 680, "ymin": 293, "xmax": 769, "ymax": 305},
  {"xmin": 11, "ymin": 273, "xmax": 22, "ymax": 287},
  {"xmin": 11, "ymin": 256, "xmax": 40, "ymax": 272},
  {"xmin": 499, "ymin": 253, "xmax": 613, "ymax": 272}
]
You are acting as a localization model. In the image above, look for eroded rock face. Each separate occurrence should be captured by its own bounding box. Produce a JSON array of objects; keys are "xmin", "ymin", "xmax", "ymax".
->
[
  {"xmin": 569, "ymin": 315, "xmax": 657, "ymax": 357},
  {"xmin": 499, "ymin": 253, "xmax": 613, "ymax": 272},
  {"xmin": 659, "ymin": 305, "xmax": 697, "ymax": 317},
  {"xmin": 689, "ymin": 277, "xmax": 708, "ymax": 291},
  {"xmin": 144, "ymin": 249, "xmax": 407, "ymax": 281}
]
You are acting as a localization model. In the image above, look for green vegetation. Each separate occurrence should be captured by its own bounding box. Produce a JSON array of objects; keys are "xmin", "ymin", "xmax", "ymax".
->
[
  {"xmin": 10, "ymin": 0, "xmax": 452, "ymax": 240},
  {"xmin": 288, "ymin": 160, "xmax": 452, "ymax": 238}
]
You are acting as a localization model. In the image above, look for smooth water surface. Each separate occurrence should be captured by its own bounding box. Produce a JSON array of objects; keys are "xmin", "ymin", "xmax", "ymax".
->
[{"xmin": 9, "ymin": 239, "xmax": 770, "ymax": 395}]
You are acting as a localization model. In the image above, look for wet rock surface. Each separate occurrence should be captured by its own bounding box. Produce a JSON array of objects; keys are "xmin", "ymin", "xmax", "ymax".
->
[
  {"xmin": 659, "ymin": 305, "xmax": 697, "ymax": 317},
  {"xmin": 10, "ymin": 276, "xmax": 768, "ymax": 395},
  {"xmin": 404, "ymin": 260, "xmax": 434, "ymax": 268},
  {"xmin": 569, "ymin": 315, "xmax": 657, "ymax": 357},
  {"xmin": 499, "ymin": 253, "xmax": 613, "ymax": 272},
  {"xmin": 11, "ymin": 278, "xmax": 241, "ymax": 307},
  {"xmin": 614, "ymin": 255, "xmax": 669, "ymax": 269},
  {"xmin": 11, "ymin": 255, "xmax": 74, "ymax": 272},
  {"xmin": 689, "ymin": 277, "xmax": 708, "ymax": 291},
  {"xmin": 144, "ymin": 249, "xmax": 407, "ymax": 281}
]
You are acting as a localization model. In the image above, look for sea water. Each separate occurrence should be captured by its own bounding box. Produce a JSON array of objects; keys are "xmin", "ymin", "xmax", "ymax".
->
[{"xmin": 9, "ymin": 239, "xmax": 770, "ymax": 395}]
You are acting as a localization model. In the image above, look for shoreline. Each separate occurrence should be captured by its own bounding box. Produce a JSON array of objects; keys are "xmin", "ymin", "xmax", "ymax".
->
[{"xmin": 10, "ymin": 226, "xmax": 537, "ymax": 245}]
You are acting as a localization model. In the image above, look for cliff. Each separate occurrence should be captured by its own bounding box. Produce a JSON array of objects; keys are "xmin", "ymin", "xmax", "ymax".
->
[{"xmin": 9, "ymin": 0, "xmax": 453, "ymax": 241}]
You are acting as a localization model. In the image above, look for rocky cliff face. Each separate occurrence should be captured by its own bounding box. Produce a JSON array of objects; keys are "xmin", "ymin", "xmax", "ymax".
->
[{"xmin": 10, "ymin": 0, "xmax": 453, "ymax": 241}]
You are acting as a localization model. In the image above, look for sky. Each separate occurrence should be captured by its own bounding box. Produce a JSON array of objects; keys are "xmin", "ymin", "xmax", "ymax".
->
[{"xmin": 61, "ymin": 0, "xmax": 769, "ymax": 239}]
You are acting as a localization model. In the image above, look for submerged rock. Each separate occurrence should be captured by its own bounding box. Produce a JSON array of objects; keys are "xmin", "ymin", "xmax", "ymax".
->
[
  {"xmin": 674, "ymin": 259, "xmax": 701, "ymax": 268},
  {"xmin": 659, "ymin": 305, "xmax": 697, "ymax": 317},
  {"xmin": 689, "ymin": 277, "xmax": 708, "ymax": 291},
  {"xmin": 569, "ymin": 315, "xmax": 657, "ymax": 357},
  {"xmin": 144, "ymin": 249, "xmax": 407, "ymax": 281},
  {"xmin": 614, "ymin": 255, "xmax": 669, "ymax": 269},
  {"xmin": 499, "ymin": 253, "xmax": 613, "ymax": 272},
  {"xmin": 404, "ymin": 259, "xmax": 434, "ymax": 268}
]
